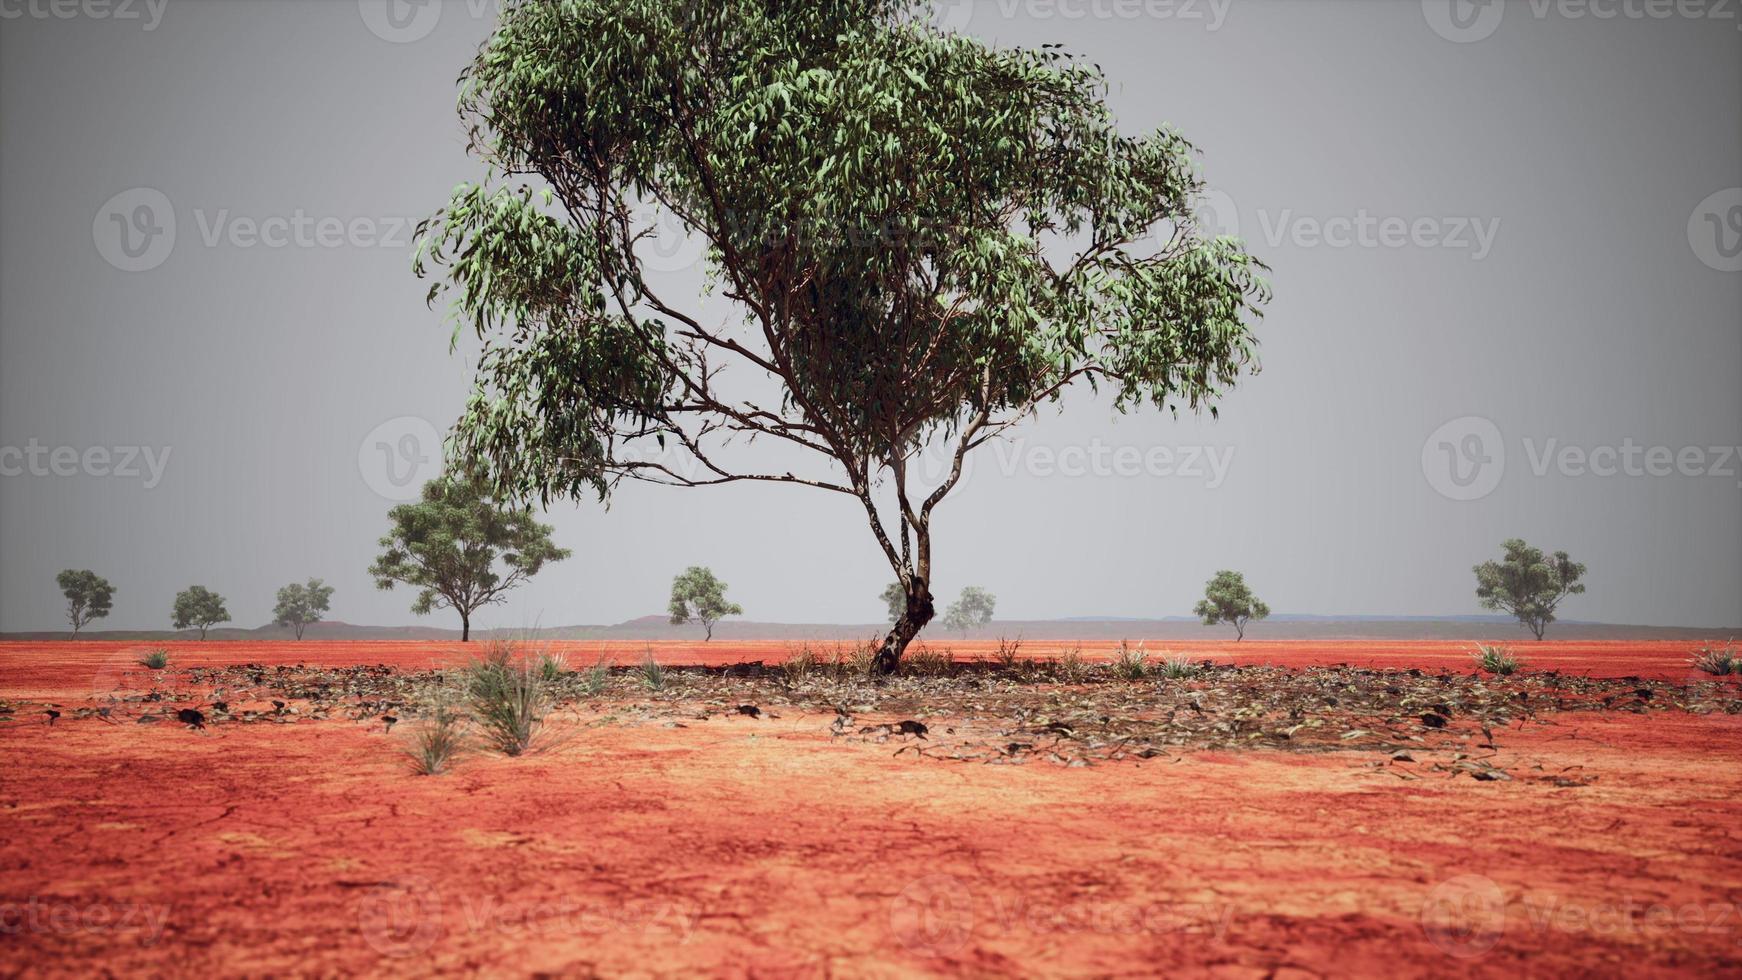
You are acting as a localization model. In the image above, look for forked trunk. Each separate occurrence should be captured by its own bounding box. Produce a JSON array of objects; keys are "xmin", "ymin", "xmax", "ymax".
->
[{"xmin": 870, "ymin": 582, "xmax": 934, "ymax": 676}]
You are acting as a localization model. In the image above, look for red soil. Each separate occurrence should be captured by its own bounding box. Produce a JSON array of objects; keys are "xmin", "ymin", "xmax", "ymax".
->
[{"xmin": 2, "ymin": 640, "xmax": 1739, "ymax": 977}]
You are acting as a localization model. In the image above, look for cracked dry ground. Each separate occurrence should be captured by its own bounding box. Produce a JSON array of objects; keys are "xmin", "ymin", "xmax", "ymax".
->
[{"xmin": 2, "ymin": 640, "xmax": 1740, "ymax": 977}]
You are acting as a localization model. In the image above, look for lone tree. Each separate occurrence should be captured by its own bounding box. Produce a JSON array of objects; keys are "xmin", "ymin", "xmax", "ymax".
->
[
  {"xmin": 1194, "ymin": 570, "xmax": 1268, "ymax": 640},
  {"xmin": 172, "ymin": 586, "xmax": 230, "ymax": 640},
  {"xmin": 880, "ymin": 582, "xmax": 907, "ymax": 624},
  {"xmin": 668, "ymin": 566, "xmax": 743, "ymax": 641},
  {"xmin": 370, "ymin": 476, "xmax": 569, "ymax": 642},
  {"xmin": 416, "ymin": 0, "xmax": 1268, "ymax": 674},
  {"xmin": 1474, "ymin": 538, "xmax": 1586, "ymax": 640},
  {"xmin": 939, "ymin": 586, "xmax": 996, "ymax": 633},
  {"xmin": 56, "ymin": 569, "xmax": 115, "ymax": 638},
  {"xmin": 273, "ymin": 578, "xmax": 335, "ymax": 640}
]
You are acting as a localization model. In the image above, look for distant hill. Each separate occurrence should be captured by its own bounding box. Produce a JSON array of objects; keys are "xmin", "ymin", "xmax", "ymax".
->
[{"xmin": 2, "ymin": 616, "xmax": 1735, "ymax": 643}]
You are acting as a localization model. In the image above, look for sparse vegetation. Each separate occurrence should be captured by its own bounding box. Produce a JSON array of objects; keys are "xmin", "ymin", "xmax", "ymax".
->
[
  {"xmin": 638, "ymin": 650, "xmax": 668, "ymax": 691},
  {"xmin": 407, "ymin": 703, "xmax": 466, "ymax": 775},
  {"xmin": 992, "ymin": 636, "xmax": 1022, "ymax": 671},
  {"xmin": 1057, "ymin": 645, "xmax": 1089, "ymax": 683},
  {"xmin": 464, "ymin": 644, "xmax": 553, "ymax": 756},
  {"xmin": 1112, "ymin": 641, "xmax": 1150, "ymax": 680},
  {"xmin": 1689, "ymin": 642, "xmax": 1738, "ymax": 676},
  {"xmin": 1159, "ymin": 655, "xmax": 1203, "ymax": 680},
  {"xmin": 903, "ymin": 647, "xmax": 955, "ymax": 677},
  {"xmin": 537, "ymin": 649, "xmax": 568, "ymax": 682},
  {"xmin": 137, "ymin": 648, "xmax": 170, "ymax": 670},
  {"xmin": 1471, "ymin": 643, "xmax": 1523, "ymax": 676},
  {"xmin": 577, "ymin": 656, "xmax": 613, "ymax": 695}
]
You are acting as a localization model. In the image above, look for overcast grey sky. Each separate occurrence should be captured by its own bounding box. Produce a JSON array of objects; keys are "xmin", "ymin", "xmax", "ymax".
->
[{"xmin": 1, "ymin": 0, "xmax": 1738, "ymax": 633}]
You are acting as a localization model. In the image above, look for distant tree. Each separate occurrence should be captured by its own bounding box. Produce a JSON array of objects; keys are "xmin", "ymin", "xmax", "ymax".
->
[
  {"xmin": 668, "ymin": 566, "xmax": 742, "ymax": 641},
  {"xmin": 880, "ymin": 582, "xmax": 906, "ymax": 624},
  {"xmin": 172, "ymin": 586, "xmax": 230, "ymax": 640},
  {"xmin": 1193, "ymin": 570, "xmax": 1268, "ymax": 640},
  {"xmin": 1474, "ymin": 539, "xmax": 1586, "ymax": 640},
  {"xmin": 414, "ymin": 0, "xmax": 1269, "ymax": 675},
  {"xmin": 940, "ymin": 587, "xmax": 996, "ymax": 634},
  {"xmin": 56, "ymin": 569, "xmax": 114, "ymax": 638},
  {"xmin": 273, "ymin": 578, "xmax": 334, "ymax": 640},
  {"xmin": 369, "ymin": 476, "xmax": 570, "ymax": 641}
]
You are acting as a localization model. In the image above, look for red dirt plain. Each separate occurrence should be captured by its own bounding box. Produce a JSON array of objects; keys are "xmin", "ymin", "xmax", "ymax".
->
[{"xmin": 3, "ymin": 639, "xmax": 1740, "ymax": 977}]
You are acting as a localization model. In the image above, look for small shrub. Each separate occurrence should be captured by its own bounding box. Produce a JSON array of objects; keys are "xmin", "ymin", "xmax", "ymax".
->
[
  {"xmin": 137, "ymin": 649, "xmax": 170, "ymax": 670},
  {"xmin": 1689, "ymin": 641, "xmax": 1738, "ymax": 676},
  {"xmin": 407, "ymin": 704, "xmax": 466, "ymax": 775},
  {"xmin": 781, "ymin": 646, "xmax": 819, "ymax": 682},
  {"xmin": 1057, "ymin": 644, "xmax": 1089, "ymax": 683},
  {"xmin": 638, "ymin": 649, "xmax": 668, "ymax": 691},
  {"xmin": 1471, "ymin": 643, "xmax": 1523, "ymax": 676},
  {"xmin": 1158, "ymin": 654, "xmax": 1202, "ymax": 680},
  {"xmin": 903, "ymin": 646, "xmax": 954, "ymax": 677},
  {"xmin": 577, "ymin": 655, "xmax": 612, "ymax": 695},
  {"xmin": 1112, "ymin": 640, "xmax": 1149, "ymax": 680},
  {"xmin": 992, "ymin": 636, "xmax": 1023, "ymax": 671},
  {"xmin": 465, "ymin": 644, "xmax": 552, "ymax": 756},
  {"xmin": 537, "ymin": 649, "xmax": 569, "ymax": 682}
]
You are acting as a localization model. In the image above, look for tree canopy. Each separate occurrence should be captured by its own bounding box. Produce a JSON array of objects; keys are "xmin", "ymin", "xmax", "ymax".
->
[
  {"xmin": 668, "ymin": 566, "xmax": 743, "ymax": 641},
  {"xmin": 940, "ymin": 586, "xmax": 996, "ymax": 633},
  {"xmin": 416, "ymin": 0, "xmax": 1268, "ymax": 672},
  {"xmin": 1193, "ymin": 570, "xmax": 1267, "ymax": 640},
  {"xmin": 172, "ymin": 586, "xmax": 230, "ymax": 640},
  {"xmin": 274, "ymin": 578, "xmax": 335, "ymax": 640},
  {"xmin": 1474, "ymin": 539, "xmax": 1586, "ymax": 640},
  {"xmin": 369, "ymin": 476, "xmax": 570, "ymax": 641},
  {"xmin": 56, "ymin": 569, "xmax": 115, "ymax": 638}
]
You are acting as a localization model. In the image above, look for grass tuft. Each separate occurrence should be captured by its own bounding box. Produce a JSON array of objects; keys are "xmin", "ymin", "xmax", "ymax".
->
[
  {"xmin": 1689, "ymin": 641, "xmax": 1738, "ymax": 676},
  {"xmin": 464, "ymin": 643, "xmax": 553, "ymax": 756},
  {"xmin": 1159, "ymin": 654, "xmax": 1203, "ymax": 680},
  {"xmin": 1111, "ymin": 640, "xmax": 1149, "ymax": 680},
  {"xmin": 577, "ymin": 655, "xmax": 613, "ymax": 695},
  {"xmin": 638, "ymin": 649, "xmax": 668, "ymax": 691},
  {"xmin": 1471, "ymin": 643, "xmax": 1523, "ymax": 676},
  {"xmin": 137, "ymin": 649, "xmax": 170, "ymax": 670},
  {"xmin": 903, "ymin": 646, "xmax": 954, "ymax": 677},
  {"xmin": 406, "ymin": 703, "xmax": 466, "ymax": 775}
]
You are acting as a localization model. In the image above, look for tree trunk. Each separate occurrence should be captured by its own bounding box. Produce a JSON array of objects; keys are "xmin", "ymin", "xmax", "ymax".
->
[
  {"xmin": 870, "ymin": 580, "xmax": 935, "ymax": 676},
  {"xmin": 199, "ymin": 626, "xmax": 208, "ymax": 640},
  {"xmin": 461, "ymin": 611, "xmax": 471, "ymax": 643},
  {"xmin": 704, "ymin": 621, "xmax": 714, "ymax": 642}
]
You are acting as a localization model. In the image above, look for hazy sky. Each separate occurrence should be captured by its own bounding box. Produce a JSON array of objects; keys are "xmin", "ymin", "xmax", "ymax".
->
[{"xmin": 2, "ymin": 0, "xmax": 1738, "ymax": 632}]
